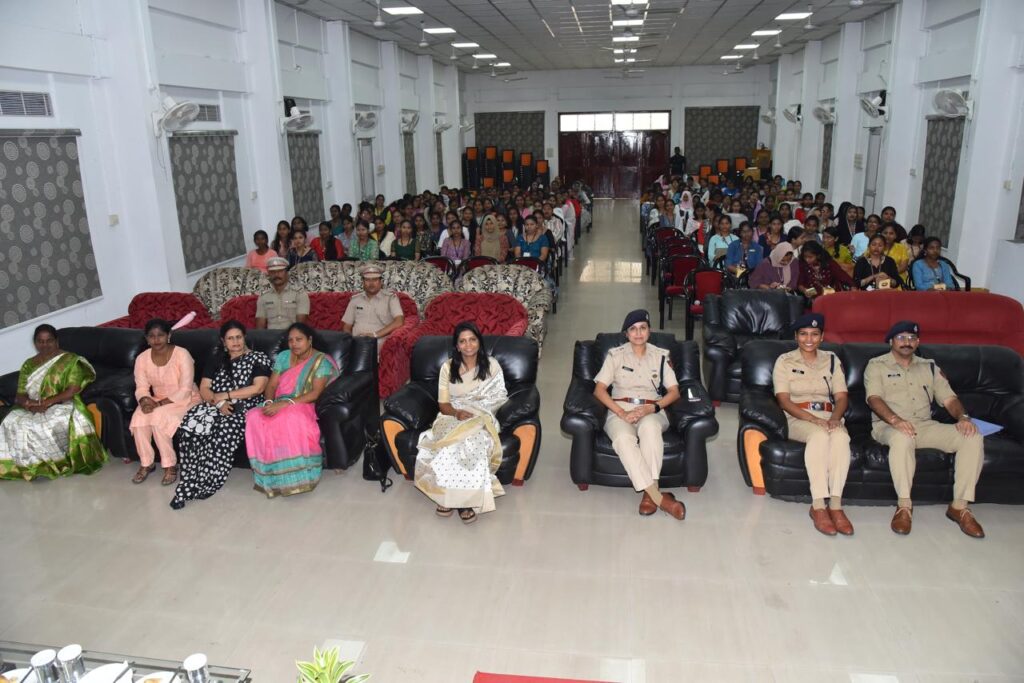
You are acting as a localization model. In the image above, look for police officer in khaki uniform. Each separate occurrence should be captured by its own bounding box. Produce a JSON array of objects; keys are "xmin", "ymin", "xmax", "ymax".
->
[
  {"xmin": 865, "ymin": 320, "xmax": 985, "ymax": 538},
  {"xmin": 593, "ymin": 309, "xmax": 686, "ymax": 520},
  {"xmin": 341, "ymin": 263, "xmax": 405, "ymax": 352},
  {"xmin": 255, "ymin": 257, "xmax": 310, "ymax": 330},
  {"xmin": 772, "ymin": 313, "xmax": 853, "ymax": 536}
]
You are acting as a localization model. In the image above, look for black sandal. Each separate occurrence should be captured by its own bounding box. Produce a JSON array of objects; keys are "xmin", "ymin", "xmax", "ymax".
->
[
  {"xmin": 458, "ymin": 508, "xmax": 477, "ymax": 524},
  {"xmin": 435, "ymin": 506, "xmax": 454, "ymax": 518},
  {"xmin": 132, "ymin": 464, "xmax": 156, "ymax": 484}
]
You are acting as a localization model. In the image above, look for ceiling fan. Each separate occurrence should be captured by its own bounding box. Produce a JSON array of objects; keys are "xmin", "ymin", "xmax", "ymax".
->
[
  {"xmin": 489, "ymin": 65, "xmax": 520, "ymax": 79},
  {"xmin": 599, "ymin": 44, "xmax": 657, "ymax": 51},
  {"xmin": 803, "ymin": 5, "xmax": 816, "ymax": 30},
  {"xmin": 417, "ymin": 22, "xmax": 430, "ymax": 48},
  {"xmin": 604, "ymin": 68, "xmax": 646, "ymax": 80},
  {"xmin": 722, "ymin": 63, "xmax": 746, "ymax": 76},
  {"xmin": 367, "ymin": 0, "xmax": 405, "ymax": 29},
  {"xmin": 612, "ymin": 4, "xmax": 682, "ymax": 19}
]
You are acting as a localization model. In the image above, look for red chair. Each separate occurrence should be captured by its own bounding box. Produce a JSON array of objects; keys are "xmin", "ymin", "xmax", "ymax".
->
[
  {"xmin": 218, "ymin": 295, "xmax": 258, "ymax": 328},
  {"xmin": 424, "ymin": 255, "xmax": 458, "ymax": 282},
  {"xmin": 512, "ymin": 257, "xmax": 545, "ymax": 275},
  {"xmin": 683, "ymin": 267, "xmax": 725, "ymax": 341},
  {"xmin": 306, "ymin": 292, "xmax": 352, "ymax": 331},
  {"xmin": 99, "ymin": 292, "xmax": 216, "ymax": 329},
  {"xmin": 659, "ymin": 255, "xmax": 702, "ymax": 328},
  {"xmin": 463, "ymin": 255, "xmax": 498, "ymax": 275}
]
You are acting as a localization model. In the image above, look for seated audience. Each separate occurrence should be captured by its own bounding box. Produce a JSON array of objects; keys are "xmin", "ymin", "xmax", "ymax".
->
[
  {"xmin": 475, "ymin": 214, "xmax": 510, "ymax": 262},
  {"xmin": 416, "ymin": 214, "xmax": 437, "ymax": 256},
  {"xmin": 853, "ymin": 234, "xmax": 903, "ymax": 290},
  {"xmin": 850, "ymin": 214, "xmax": 881, "ymax": 258},
  {"xmin": 328, "ymin": 203, "xmax": 346, "ymax": 237},
  {"xmin": 749, "ymin": 242, "xmax": 799, "ymax": 291},
  {"xmin": 271, "ymin": 220, "xmax": 291, "ymax": 257},
  {"xmin": 905, "ymin": 224, "xmax": 926, "ymax": 260},
  {"xmin": 373, "ymin": 194, "xmax": 394, "ymax": 229},
  {"xmin": 835, "ymin": 202, "xmax": 860, "ymax": 245},
  {"xmin": 390, "ymin": 219, "xmax": 419, "ymax": 261},
  {"xmin": 245, "ymin": 322, "xmax": 336, "ymax": 498},
  {"xmin": 439, "ymin": 219, "xmax": 471, "ymax": 266},
  {"xmin": 910, "ymin": 236, "xmax": 956, "ymax": 290},
  {"xmin": 370, "ymin": 219, "xmax": 394, "ymax": 256},
  {"xmin": 0, "ymin": 324, "xmax": 107, "ymax": 480},
  {"xmin": 724, "ymin": 222, "xmax": 763, "ymax": 276},
  {"xmin": 245, "ymin": 230, "xmax": 276, "ymax": 272},
  {"xmin": 797, "ymin": 241, "xmax": 857, "ymax": 299},
  {"xmin": 758, "ymin": 213, "xmax": 788, "ymax": 257},
  {"xmin": 256, "ymin": 257, "xmax": 310, "ymax": 330},
  {"xmin": 348, "ymin": 220, "xmax": 380, "ymax": 261},
  {"xmin": 822, "ymin": 226, "xmax": 854, "ymax": 275},
  {"xmin": 414, "ymin": 321, "xmax": 509, "ymax": 524},
  {"xmin": 341, "ymin": 263, "xmax": 405, "ymax": 351},
  {"xmin": 310, "ymin": 222, "xmax": 345, "ymax": 262},
  {"xmin": 170, "ymin": 321, "xmax": 271, "ymax": 510},
  {"xmin": 514, "ymin": 215, "xmax": 550, "ymax": 263},
  {"xmin": 881, "ymin": 222, "xmax": 911, "ymax": 282},
  {"xmin": 287, "ymin": 229, "xmax": 318, "ymax": 268},
  {"xmin": 706, "ymin": 215, "xmax": 737, "ymax": 264},
  {"xmin": 130, "ymin": 318, "xmax": 201, "ymax": 486}
]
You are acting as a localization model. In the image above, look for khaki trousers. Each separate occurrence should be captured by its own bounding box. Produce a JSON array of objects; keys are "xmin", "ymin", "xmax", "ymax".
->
[
  {"xmin": 787, "ymin": 410, "xmax": 851, "ymax": 501},
  {"xmin": 605, "ymin": 402, "xmax": 670, "ymax": 491},
  {"xmin": 872, "ymin": 419, "xmax": 984, "ymax": 502}
]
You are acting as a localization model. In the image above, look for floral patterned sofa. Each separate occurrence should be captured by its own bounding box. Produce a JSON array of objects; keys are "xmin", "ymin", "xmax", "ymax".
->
[
  {"xmin": 457, "ymin": 265, "xmax": 553, "ymax": 353},
  {"xmin": 191, "ymin": 267, "xmax": 272, "ymax": 318}
]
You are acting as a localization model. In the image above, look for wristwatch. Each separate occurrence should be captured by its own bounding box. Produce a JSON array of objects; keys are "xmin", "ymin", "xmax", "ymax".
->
[
  {"xmin": 653, "ymin": 403, "xmax": 662, "ymax": 413},
  {"xmin": 959, "ymin": 413, "xmax": 971, "ymax": 421}
]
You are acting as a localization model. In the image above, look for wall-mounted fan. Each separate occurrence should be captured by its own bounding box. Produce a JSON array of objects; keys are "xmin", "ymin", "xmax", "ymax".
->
[
  {"xmin": 281, "ymin": 105, "xmax": 313, "ymax": 134},
  {"xmin": 782, "ymin": 104, "xmax": 802, "ymax": 124},
  {"xmin": 812, "ymin": 105, "xmax": 835, "ymax": 124},
  {"xmin": 152, "ymin": 95, "xmax": 199, "ymax": 137},
  {"xmin": 761, "ymin": 108, "xmax": 776, "ymax": 124},
  {"xmin": 353, "ymin": 111, "xmax": 379, "ymax": 135},
  {"xmin": 401, "ymin": 111, "xmax": 420, "ymax": 133},
  {"xmin": 459, "ymin": 116, "xmax": 474, "ymax": 132},
  {"xmin": 933, "ymin": 89, "xmax": 971, "ymax": 118},
  {"xmin": 434, "ymin": 118, "xmax": 453, "ymax": 133},
  {"xmin": 860, "ymin": 90, "xmax": 888, "ymax": 119}
]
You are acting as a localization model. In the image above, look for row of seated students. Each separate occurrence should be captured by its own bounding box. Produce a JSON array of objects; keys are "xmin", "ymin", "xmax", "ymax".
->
[{"xmin": 643, "ymin": 172, "xmax": 964, "ymax": 297}]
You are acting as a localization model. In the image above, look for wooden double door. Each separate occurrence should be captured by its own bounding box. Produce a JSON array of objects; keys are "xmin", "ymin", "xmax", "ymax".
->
[{"xmin": 558, "ymin": 130, "xmax": 669, "ymax": 199}]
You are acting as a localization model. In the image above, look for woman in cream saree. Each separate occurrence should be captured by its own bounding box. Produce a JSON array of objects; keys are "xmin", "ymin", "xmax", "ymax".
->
[
  {"xmin": 415, "ymin": 322, "xmax": 508, "ymax": 523},
  {"xmin": 0, "ymin": 324, "xmax": 107, "ymax": 480}
]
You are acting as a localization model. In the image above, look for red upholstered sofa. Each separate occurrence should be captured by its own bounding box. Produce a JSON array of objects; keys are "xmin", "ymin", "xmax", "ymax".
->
[
  {"xmin": 811, "ymin": 291, "xmax": 1024, "ymax": 355},
  {"xmin": 218, "ymin": 290, "xmax": 420, "ymax": 397},
  {"xmin": 99, "ymin": 292, "xmax": 217, "ymax": 330}
]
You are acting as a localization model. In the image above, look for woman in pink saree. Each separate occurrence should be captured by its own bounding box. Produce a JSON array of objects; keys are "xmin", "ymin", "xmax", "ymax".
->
[{"xmin": 245, "ymin": 323, "xmax": 337, "ymax": 497}]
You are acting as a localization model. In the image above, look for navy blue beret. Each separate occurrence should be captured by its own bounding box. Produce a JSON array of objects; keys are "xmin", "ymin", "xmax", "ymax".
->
[
  {"xmin": 621, "ymin": 309, "xmax": 651, "ymax": 332},
  {"xmin": 885, "ymin": 320, "xmax": 920, "ymax": 343},
  {"xmin": 791, "ymin": 313, "xmax": 825, "ymax": 334}
]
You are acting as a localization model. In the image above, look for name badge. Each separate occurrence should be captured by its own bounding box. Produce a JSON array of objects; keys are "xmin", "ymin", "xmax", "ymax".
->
[
  {"xmin": 933, "ymin": 283, "xmax": 947, "ymax": 291},
  {"xmin": 356, "ymin": 306, "xmax": 364, "ymax": 310},
  {"xmin": 878, "ymin": 279, "xmax": 892, "ymax": 290}
]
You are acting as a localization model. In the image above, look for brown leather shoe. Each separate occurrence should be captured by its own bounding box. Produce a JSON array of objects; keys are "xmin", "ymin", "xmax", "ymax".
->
[
  {"xmin": 946, "ymin": 505, "xmax": 985, "ymax": 538},
  {"xmin": 638, "ymin": 491, "xmax": 657, "ymax": 516},
  {"xmin": 658, "ymin": 492, "xmax": 686, "ymax": 520},
  {"xmin": 891, "ymin": 507, "xmax": 913, "ymax": 535},
  {"xmin": 809, "ymin": 507, "xmax": 837, "ymax": 536},
  {"xmin": 829, "ymin": 508, "xmax": 854, "ymax": 536}
]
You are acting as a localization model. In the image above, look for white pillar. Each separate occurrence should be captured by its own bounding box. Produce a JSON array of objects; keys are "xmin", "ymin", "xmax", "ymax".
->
[
  {"xmin": 239, "ymin": 0, "xmax": 292, "ymax": 222},
  {"xmin": 772, "ymin": 53, "xmax": 799, "ymax": 179},
  {"xmin": 440, "ymin": 63, "xmax": 462, "ymax": 188},
  {"xmin": 416, "ymin": 55, "xmax": 439, "ymax": 191},
  {"xmin": 797, "ymin": 40, "xmax": 823, "ymax": 191},
  {"xmin": 877, "ymin": 0, "xmax": 927, "ymax": 221},
  {"xmin": 378, "ymin": 41, "xmax": 404, "ymax": 199},
  {"xmin": 949, "ymin": 0, "xmax": 1024, "ymax": 287},
  {"xmin": 830, "ymin": 22, "xmax": 863, "ymax": 203},
  {"xmin": 323, "ymin": 21, "xmax": 358, "ymax": 206}
]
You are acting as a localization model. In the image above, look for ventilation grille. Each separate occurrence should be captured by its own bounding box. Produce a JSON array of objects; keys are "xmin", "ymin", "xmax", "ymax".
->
[
  {"xmin": 195, "ymin": 104, "xmax": 222, "ymax": 122},
  {"xmin": 0, "ymin": 90, "xmax": 53, "ymax": 117}
]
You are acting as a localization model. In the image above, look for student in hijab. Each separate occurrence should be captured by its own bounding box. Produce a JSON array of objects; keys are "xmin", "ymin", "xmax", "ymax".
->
[{"xmin": 749, "ymin": 242, "xmax": 799, "ymax": 291}]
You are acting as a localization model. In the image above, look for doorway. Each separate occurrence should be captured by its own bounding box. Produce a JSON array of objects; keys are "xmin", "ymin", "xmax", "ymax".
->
[
  {"xmin": 358, "ymin": 138, "xmax": 375, "ymax": 202},
  {"xmin": 862, "ymin": 127, "xmax": 883, "ymax": 214}
]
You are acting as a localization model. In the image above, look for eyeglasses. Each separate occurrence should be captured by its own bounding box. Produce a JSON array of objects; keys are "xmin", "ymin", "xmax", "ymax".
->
[{"xmin": 893, "ymin": 334, "xmax": 919, "ymax": 343}]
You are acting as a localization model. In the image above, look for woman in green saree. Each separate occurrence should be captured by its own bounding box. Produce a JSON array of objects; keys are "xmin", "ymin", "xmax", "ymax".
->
[{"xmin": 0, "ymin": 324, "xmax": 107, "ymax": 480}]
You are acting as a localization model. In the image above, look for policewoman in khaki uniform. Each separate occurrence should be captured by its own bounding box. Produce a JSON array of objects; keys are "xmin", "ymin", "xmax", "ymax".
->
[
  {"xmin": 865, "ymin": 321, "xmax": 985, "ymax": 538},
  {"xmin": 593, "ymin": 310, "xmax": 686, "ymax": 520},
  {"xmin": 772, "ymin": 313, "xmax": 854, "ymax": 536}
]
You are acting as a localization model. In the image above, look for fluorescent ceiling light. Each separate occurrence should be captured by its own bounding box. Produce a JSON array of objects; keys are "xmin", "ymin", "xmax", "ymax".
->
[
  {"xmin": 612, "ymin": 19, "xmax": 644, "ymax": 26},
  {"xmin": 720, "ymin": 55, "xmax": 742, "ymax": 60},
  {"xmin": 494, "ymin": 61, "xmax": 511, "ymax": 67},
  {"xmin": 752, "ymin": 29, "xmax": 782, "ymax": 36},
  {"xmin": 612, "ymin": 36, "xmax": 640, "ymax": 42},
  {"xmin": 382, "ymin": 6, "xmax": 423, "ymax": 15},
  {"xmin": 613, "ymin": 48, "xmax": 637, "ymax": 54},
  {"xmin": 611, "ymin": 0, "xmax": 647, "ymax": 4},
  {"xmin": 473, "ymin": 53, "xmax": 497, "ymax": 59},
  {"xmin": 424, "ymin": 27, "xmax": 456, "ymax": 34},
  {"xmin": 451, "ymin": 42, "xmax": 478, "ymax": 48},
  {"xmin": 734, "ymin": 43, "xmax": 759, "ymax": 49},
  {"xmin": 775, "ymin": 12, "xmax": 812, "ymax": 20}
]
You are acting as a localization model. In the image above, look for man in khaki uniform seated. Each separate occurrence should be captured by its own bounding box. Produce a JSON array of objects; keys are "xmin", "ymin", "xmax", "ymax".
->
[
  {"xmin": 254, "ymin": 257, "xmax": 309, "ymax": 330},
  {"xmin": 341, "ymin": 263, "xmax": 405, "ymax": 352},
  {"xmin": 593, "ymin": 309, "xmax": 686, "ymax": 521},
  {"xmin": 865, "ymin": 320, "xmax": 985, "ymax": 538}
]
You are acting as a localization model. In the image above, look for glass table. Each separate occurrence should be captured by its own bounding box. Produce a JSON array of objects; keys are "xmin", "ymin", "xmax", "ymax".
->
[{"xmin": 0, "ymin": 641, "xmax": 252, "ymax": 682}]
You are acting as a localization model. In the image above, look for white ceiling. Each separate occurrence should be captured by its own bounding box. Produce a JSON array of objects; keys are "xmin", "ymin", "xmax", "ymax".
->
[{"xmin": 279, "ymin": 0, "xmax": 896, "ymax": 71}]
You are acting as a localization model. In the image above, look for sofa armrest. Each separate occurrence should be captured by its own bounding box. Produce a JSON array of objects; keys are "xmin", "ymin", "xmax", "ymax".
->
[
  {"xmin": 317, "ymin": 371, "xmax": 376, "ymax": 421},
  {"xmin": 993, "ymin": 396, "xmax": 1024, "ymax": 443},
  {"xmin": 383, "ymin": 383, "xmax": 438, "ymax": 431},
  {"xmin": 0, "ymin": 371, "xmax": 18, "ymax": 405},
  {"xmin": 739, "ymin": 391, "xmax": 788, "ymax": 440},
  {"xmin": 496, "ymin": 386, "xmax": 539, "ymax": 431},
  {"xmin": 667, "ymin": 380, "xmax": 715, "ymax": 433},
  {"xmin": 702, "ymin": 322, "xmax": 737, "ymax": 356},
  {"xmin": 561, "ymin": 376, "xmax": 606, "ymax": 431},
  {"xmin": 98, "ymin": 315, "xmax": 134, "ymax": 328}
]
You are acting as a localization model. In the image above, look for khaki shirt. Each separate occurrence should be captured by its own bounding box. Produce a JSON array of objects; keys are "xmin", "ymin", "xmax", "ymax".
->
[
  {"xmin": 594, "ymin": 343, "xmax": 678, "ymax": 401},
  {"xmin": 341, "ymin": 290, "xmax": 404, "ymax": 337},
  {"xmin": 864, "ymin": 352, "xmax": 957, "ymax": 424},
  {"xmin": 772, "ymin": 349, "xmax": 847, "ymax": 404},
  {"xmin": 255, "ymin": 286, "xmax": 310, "ymax": 330}
]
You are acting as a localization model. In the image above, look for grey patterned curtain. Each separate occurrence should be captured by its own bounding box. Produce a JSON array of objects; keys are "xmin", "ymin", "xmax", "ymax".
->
[
  {"xmin": 917, "ymin": 117, "xmax": 966, "ymax": 245},
  {"xmin": 435, "ymin": 131, "xmax": 444, "ymax": 184},
  {"xmin": 287, "ymin": 132, "xmax": 325, "ymax": 224},
  {"xmin": 683, "ymin": 107, "xmax": 759, "ymax": 170},
  {"xmin": 821, "ymin": 123, "xmax": 834, "ymax": 190},
  {"xmin": 0, "ymin": 130, "xmax": 103, "ymax": 328},
  {"xmin": 168, "ymin": 132, "xmax": 246, "ymax": 273},
  {"xmin": 474, "ymin": 112, "xmax": 544, "ymax": 159},
  {"xmin": 403, "ymin": 132, "xmax": 417, "ymax": 194}
]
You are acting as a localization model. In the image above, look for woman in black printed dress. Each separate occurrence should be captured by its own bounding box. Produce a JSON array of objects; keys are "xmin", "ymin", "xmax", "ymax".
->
[{"xmin": 170, "ymin": 321, "xmax": 271, "ymax": 509}]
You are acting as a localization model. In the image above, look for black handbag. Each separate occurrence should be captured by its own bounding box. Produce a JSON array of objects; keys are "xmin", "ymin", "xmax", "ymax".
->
[{"xmin": 361, "ymin": 428, "xmax": 393, "ymax": 492}]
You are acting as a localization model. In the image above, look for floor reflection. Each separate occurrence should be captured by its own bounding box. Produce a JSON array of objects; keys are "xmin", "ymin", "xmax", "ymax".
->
[{"xmin": 578, "ymin": 259, "xmax": 644, "ymax": 283}]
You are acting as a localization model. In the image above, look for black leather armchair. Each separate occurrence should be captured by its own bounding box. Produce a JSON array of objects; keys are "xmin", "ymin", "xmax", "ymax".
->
[
  {"xmin": 560, "ymin": 332, "xmax": 719, "ymax": 490},
  {"xmin": 702, "ymin": 289, "xmax": 805, "ymax": 403},
  {"xmin": 738, "ymin": 340, "xmax": 1024, "ymax": 503},
  {"xmin": 0, "ymin": 327, "xmax": 377, "ymax": 470},
  {"xmin": 380, "ymin": 335, "xmax": 542, "ymax": 485}
]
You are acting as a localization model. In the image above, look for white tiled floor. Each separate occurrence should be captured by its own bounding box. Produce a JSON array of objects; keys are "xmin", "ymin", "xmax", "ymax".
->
[{"xmin": 2, "ymin": 200, "xmax": 1023, "ymax": 682}]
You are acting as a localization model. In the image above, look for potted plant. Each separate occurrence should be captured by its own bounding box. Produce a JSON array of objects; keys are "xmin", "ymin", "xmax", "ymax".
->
[{"xmin": 295, "ymin": 646, "xmax": 370, "ymax": 683}]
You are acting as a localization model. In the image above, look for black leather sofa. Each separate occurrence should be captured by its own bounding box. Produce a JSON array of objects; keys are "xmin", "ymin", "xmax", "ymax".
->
[
  {"xmin": 0, "ymin": 327, "xmax": 378, "ymax": 470},
  {"xmin": 738, "ymin": 340, "xmax": 1024, "ymax": 503},
  {"xmin": 702, "ymin": 290, "xmax": 805, "ymax": 403},
  {"xmin": 560, "ymin": 332, "xmax": 719, "ymax": 490},
  {"xmin": 380, "ymin": 335, "xmax": 542, "ymax": 485}
]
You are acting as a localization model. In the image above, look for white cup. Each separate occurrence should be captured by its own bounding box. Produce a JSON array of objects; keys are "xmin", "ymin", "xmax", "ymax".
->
[
  {"xmin": 56, "ymin": 644, "xmax": 86, "ymax": 682},
  {"xmin": 183, "ymin": 653, "xmax": 209, "ymax": 683},
  {"xmin": 30, "ymin": 649, "xmax": 60, "ymax": 683}
]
